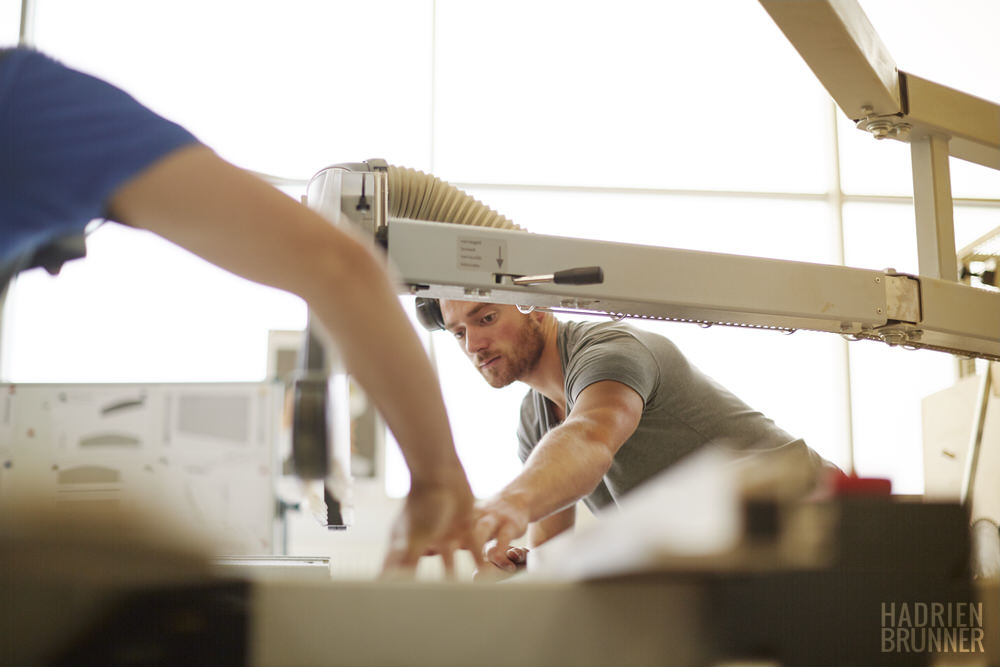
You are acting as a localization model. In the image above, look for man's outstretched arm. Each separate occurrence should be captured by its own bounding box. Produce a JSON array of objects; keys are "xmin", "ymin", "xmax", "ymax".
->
[
  {"xmin": 108, "ymin": 144, "xmax": 483, "ymax": 574},
  {"xmin": 474, "ymin": 379, "xmax": 643, "ymax": 568}
]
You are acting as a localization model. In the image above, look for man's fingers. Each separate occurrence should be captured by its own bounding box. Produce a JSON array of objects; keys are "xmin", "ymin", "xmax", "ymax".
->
[
  {"xmin": 380, "ymin": 548, "xmax": 419, "ymax": 580},
  {"xmin": 440, "ymin": 542, "xmax": 458, "ymax": 579},
  {"xmin": 473, "ymin": 513, "xmax": 499, "ymax": 550},
  {"xmin": 382, "ymin": 544, "xmax": 421, "ymax": 570},
  {"xmin": 466, "ymin": 534, "xmax": 487, "ymax": 569},
  {"xmin": 473, "ymin": 564, "xmax": 510, "ymax": 582},
  {"xmin": 485, "ymin": 543, "xmax": 510, "ymax": 568},
  {"xmin": 492, "ymin": 521, "xmax": 521, "ymax": 557},
  {"xmin": 506, "ymin": 546, "xmax": 529, "ymax": 565},
  {"xmin": 379, "ymin": 527, "xmax": 426, "ymax": 578}
]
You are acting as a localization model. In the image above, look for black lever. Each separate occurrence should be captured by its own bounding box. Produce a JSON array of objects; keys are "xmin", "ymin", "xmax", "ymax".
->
[{"xmin": 512, "ymin": 266, "xmax": 604, "ymax": 286}]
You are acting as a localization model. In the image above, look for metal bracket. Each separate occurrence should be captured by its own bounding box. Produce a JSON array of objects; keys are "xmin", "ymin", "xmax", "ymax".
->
[
  {"xmin": 883, "ymin": 271, "xmax": 921, "ymax": 322},
  {"xmin": 855, "ymin": 107, "xmax": 911, "ymax": 141}
]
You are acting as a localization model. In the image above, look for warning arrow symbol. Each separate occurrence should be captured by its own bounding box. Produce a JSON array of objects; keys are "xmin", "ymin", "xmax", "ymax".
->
[{"xmin": 497, "ymin": 246, "xmax": 504, "ymax": 269}]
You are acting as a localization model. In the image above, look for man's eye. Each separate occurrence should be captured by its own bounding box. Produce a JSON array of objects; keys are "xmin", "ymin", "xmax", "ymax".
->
[
  {"xmin": 482, "ymin": 313, "xmax": 497, "ymax": 324},
  {"xmin": 453, "ymin": 330, "xmax": 465, "ymax": 340}
]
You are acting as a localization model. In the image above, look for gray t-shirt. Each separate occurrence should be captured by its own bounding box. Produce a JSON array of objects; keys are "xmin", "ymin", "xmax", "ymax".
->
[{"xmin": 517, "ymin": 320, "xmax": 817, "ymax": 513}]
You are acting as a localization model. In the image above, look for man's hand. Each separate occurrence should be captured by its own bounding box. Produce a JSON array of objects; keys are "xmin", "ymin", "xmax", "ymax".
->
[
  {"xmin": 473, "ymin": 493, "xmax": 531, "ymax": 573},
  {"xmin": 473, "ymin": 546, "xmax": 529, "ymax": 581},
  {"xmin": 381, "ymin": 479, "xmax": 484, "ymax": 578}
]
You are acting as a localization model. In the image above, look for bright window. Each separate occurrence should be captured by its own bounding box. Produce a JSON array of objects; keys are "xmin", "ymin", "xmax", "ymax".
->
[
  {"xmin": 29, "ymin": 0, "xmax": 435, "ymax": 177},
  {"xmin": 0, "ymin": 0, "xmax": 20, "ymax": 46}
]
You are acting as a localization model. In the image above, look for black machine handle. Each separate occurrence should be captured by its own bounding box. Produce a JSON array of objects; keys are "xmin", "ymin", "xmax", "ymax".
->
[
  {"xmin": 553, "ymin": 266, "xmax": 604, "ymax": 285},
  {"xmin": 512, "ymin": 265, "xmax": 604, "ymax": 286}
]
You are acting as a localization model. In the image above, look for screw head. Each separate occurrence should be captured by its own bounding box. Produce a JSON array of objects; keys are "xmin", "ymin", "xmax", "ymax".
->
[
  {"xmin": 891, "ymin": 125, "xmax": 912, "ymax": 141},
  {"xmin": 881, "ymin": 330, "xmax": 906, "ymax": 345}
]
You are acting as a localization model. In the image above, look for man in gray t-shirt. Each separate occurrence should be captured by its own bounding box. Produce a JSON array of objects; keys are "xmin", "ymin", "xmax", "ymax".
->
[
  {"xmin": 518, "ymin": 318, "xmax": 825, "ymax": 513},
  {"xmin": 432, "ymin": 299, "xmax": 827, "ymax": 577}
]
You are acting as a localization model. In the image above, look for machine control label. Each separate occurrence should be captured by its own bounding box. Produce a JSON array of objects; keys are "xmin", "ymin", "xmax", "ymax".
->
[{"xmin": 458, "ymin": 238, "xmax": 508, "ymax": 272}]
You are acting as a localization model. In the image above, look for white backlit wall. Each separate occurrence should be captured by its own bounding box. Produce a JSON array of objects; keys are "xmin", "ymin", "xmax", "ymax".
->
[{"xmin": 3, "ymin": 1, "xmax": 999, "ymax": 497}]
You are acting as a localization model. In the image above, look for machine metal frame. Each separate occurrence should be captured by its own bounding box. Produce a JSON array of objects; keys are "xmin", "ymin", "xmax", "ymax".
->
[{"xmin": 308, "ymin": 2, "xmax": 1000, "ymax": 362}]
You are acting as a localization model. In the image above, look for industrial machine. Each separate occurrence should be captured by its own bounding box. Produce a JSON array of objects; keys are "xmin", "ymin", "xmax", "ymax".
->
[
  {"xmin": 0, "ymin": 381, "xmax": 286, "ymax": 554},
  {"xmin": 306, "ymin": 156, "xmax": 1000, "ymax": 360}
]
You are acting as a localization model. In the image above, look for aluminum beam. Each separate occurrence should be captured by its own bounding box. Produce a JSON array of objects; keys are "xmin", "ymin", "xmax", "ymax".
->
[
  {"xmin": 19, "ymin": 0, "xmax": 35, "ymax": 46},
  {"xmin": 760, "ymin": 2, "xmax": 1000, "ymax": 170},
  {"xmin": 388, "ymin": 219, "xmax": 1000, "ymax": 360},
  {"xmin": 758, "ymin": 0, "xmax": 901, "ymax": 119},
  {"xmin": 903, "ymin": 72, "xmax": 1000, "ymax": 171},
  {"xmin": 911, "ymin": 134, "xmax": 958, "ymax": 281},
  {"xmin": 389, "ymin": 219, "xmax": 888, "ymax": 335}
]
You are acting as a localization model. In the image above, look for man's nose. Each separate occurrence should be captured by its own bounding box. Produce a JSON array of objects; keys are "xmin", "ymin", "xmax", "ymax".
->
[{"xmin": 465, "ymin": 329, "xmax": 488, "ymax": 355}]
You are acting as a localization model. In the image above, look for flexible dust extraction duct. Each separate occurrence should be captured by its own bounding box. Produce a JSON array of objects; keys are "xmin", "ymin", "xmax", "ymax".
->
[
  {"xmin": 304, "ymin": 159, "xmax": 527, "ymax": 235},
  {"xmin": 385, "ymin": 165, "xmax": 525, "ymax": 231}
]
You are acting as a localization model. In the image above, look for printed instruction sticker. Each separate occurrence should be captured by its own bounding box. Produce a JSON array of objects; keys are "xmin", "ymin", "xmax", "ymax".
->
[{"xmin": 458, "ymin": 237, "xmax": 508, "ymax": 272}]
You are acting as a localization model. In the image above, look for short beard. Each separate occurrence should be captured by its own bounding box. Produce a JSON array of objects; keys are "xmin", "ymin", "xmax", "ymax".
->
[{"xmin": 483, "ymin": 316, "xmax": 546, "ymax": 388}]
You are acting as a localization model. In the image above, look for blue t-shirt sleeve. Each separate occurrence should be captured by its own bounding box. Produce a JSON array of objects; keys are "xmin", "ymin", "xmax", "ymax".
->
[{"xmin": 0, "ymin": 48, "xmax": 200, "ymax": 265}]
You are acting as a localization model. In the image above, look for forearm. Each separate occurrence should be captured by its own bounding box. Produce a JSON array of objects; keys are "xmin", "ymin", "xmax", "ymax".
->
[
  {"xmin": 306, "ymin": 256, "xmax": 466, "ymax": 485},
  {"xmin": 527, "ymin": 505, "xmax": 576, "ymax": 548},
  {"xmin": 312, "ymin": 292, "xmax": 466, "ymax": 485},
  {"xmin": 477, "ymin": 382, "xmax": 641, "ymax": 555},
  {"xmin": 110, "ymin": 146, "xmax": 468, "ymax": 486},
  {"xmin": 503, "ymin": 421, "xmax": 614, "ymax": 524}
]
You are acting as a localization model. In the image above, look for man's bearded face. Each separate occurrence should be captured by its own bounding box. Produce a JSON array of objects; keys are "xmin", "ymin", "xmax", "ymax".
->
[{"xmin": 473, "ymin": 312, "xmax": 545, "ymax": 388}]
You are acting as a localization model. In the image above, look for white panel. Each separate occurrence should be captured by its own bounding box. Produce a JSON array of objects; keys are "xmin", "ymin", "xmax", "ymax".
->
[
  {"xmin": 922, "ymin": 374, "xmax": 1000, "ymax": 524},
  {"xmin": 433, "ymin": 0, "xmax": 831, "ymax": 193},
  {"xmin": 0, "ymin": 383, "xmax": 279, "ymax": 554}
]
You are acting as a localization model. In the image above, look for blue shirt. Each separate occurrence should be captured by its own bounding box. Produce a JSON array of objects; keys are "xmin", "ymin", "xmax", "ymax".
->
[{"xmin": 0, "ymin": 48, "xmax": 199, "ymax": 282}]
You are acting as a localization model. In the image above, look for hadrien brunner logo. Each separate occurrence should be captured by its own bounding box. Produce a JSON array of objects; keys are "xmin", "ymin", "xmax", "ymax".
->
[{"xmin": 882, "ymin": 603, "xmax": 984, "ymax": 653}]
